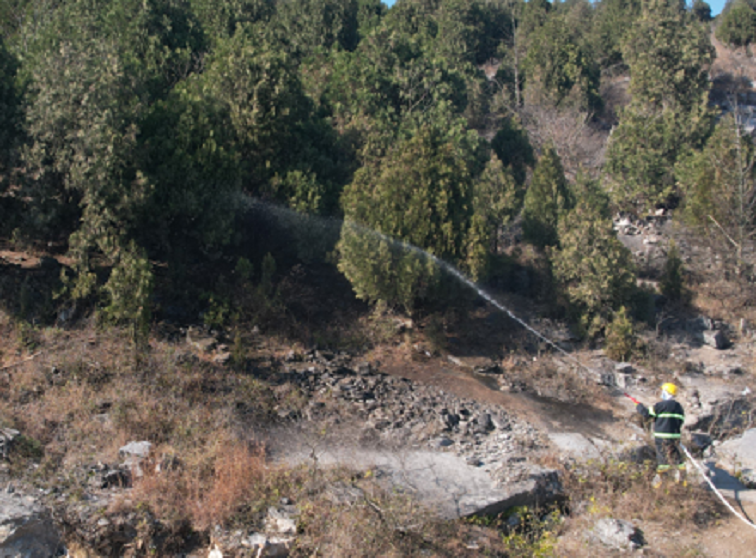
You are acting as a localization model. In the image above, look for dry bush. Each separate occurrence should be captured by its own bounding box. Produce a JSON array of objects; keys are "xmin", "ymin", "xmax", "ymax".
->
[
  {"xmin": 122, "ymin": 438, "xmax": 281, "ymax": 531},
  {"xmin": 558, "ymin": 455, "xmax": 725, "ymax": 534},
  {"xmin": 189, "ymin": 441, "xmax": 270, "ymax": 530},
  {"xmin": 518, "ymin": 103, "xmax": 608, "ymax": 180}
]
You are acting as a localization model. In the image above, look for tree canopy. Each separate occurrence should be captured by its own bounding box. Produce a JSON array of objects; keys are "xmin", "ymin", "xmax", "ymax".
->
[{"xmin": 0, "ymin": 0, "xmax": 737, "ymax": 330}]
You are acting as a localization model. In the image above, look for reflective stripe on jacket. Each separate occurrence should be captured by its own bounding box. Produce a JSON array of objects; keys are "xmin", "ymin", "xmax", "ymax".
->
[{"xmin": 638, "ymin": 399, "xmax": 684, "ymax": 439}]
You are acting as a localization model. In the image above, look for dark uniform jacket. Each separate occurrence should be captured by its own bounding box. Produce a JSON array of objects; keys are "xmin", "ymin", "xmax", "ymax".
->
[{"xmin": 637, "ymin": 399, "xmax": 685, "ymax": 439}]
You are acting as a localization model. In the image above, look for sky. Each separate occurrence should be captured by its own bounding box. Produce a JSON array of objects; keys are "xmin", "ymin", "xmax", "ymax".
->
[
  {"xmin": 382, "ymin": 0, "xmax": 729, "ymax": 16},
  {"xmin": 708, "ymin": 0, "xmax": 727, "ymax": 15}
]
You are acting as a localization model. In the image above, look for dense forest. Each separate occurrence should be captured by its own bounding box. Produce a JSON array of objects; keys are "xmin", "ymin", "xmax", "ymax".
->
[{"xmin": 0, "ymin": 0, "xmax": 754, "ymax": 344}]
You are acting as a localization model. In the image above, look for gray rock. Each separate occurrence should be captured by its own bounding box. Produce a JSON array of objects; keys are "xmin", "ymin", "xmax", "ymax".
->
[
  {"xmin": 739, "ymin": 468, "xmax": 756, "ymax": 489},
  {"xmin": 689, "ymin": 432, "xmax": 713, "ymax": 453},
  {"xmin": 703, "ymin": 330, "xmax": 730, "ymax": 350},
  {"xmin": 265, "ymin": 506, "xmax": 298, "ymax": 535},
  {"xmin": 119, "ymin": 441, "xmax": 152, "ymax": 478},
  {"xmin": 717, "ymin": 428, "xmax": 756, "ymax": 476},
  {"xmin": 213, "ymin": 351, "xmax": 231, "ymax": 365},
  {"xmin": 0, "ymin": 491, "xmax": 61, "ymax": 558},
  {"xmin": 589, "ymin": 518, "xmax": 644, "ymax": 551},
  {"xmin": 687, "ymin": 317, "xmax": 713, "ymax": 332},
  {"xmin": 119, "ymin": 441, "xmax": 152, "ymax": 459},
  {"xmin": 547, "ymin": 433, "xmax": 601, "ymax": 460},
  {"xmin": 0, "ymin": 429, "xmax": 20, "ymax": 460},
  {"xmin": 243, "ymin": 533, "xmax": 292, "ymax": 557}
]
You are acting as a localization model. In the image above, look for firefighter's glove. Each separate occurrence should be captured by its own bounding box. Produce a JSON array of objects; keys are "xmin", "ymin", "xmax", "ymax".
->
[{"xmin": 636, "ymin": 403, "xmax": 646, "ymax": 414}]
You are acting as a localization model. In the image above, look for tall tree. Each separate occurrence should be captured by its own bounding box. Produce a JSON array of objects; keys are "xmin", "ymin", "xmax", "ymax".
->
[
  {"xmin": 522, "ymin": 145, "xmax": 572, "ymax": 249},
  {"xmin": 275, "ymin": 0, "xmax": 361, "ymax": 58},
  {"xmin": 522, "ymin": 10, "xmax": 601, "ymax": 111},
  {"xmin": 553, "ymin": 176, "xmax": 637, "ymax": 335},
  {"xmin": 604, "ymin": 0, "xmax": 714, "ymax": 212},
  {"xmin": 189, "ymin": 0, "xmax": 273, "ymax": 44},
  {"xmin": 588, "ymin": 0, "xmax": 641, "ymax": 70},
  {"xmin": 338, "ymin": 121, "xmax": 487, "ymax": 311},
  {"xmin": 473, "ymin": 153, "xmax": 523, "ymax": 254},
  {"xmin": 21, "ymin": 0, "xmax": 220, "ymax": 328},
  {"xmin": 676, "ymin": 113, "xmax": 756, "ymax": 275},
  {"xmin": 715, "ymin": 0, "xmax": 756, "ymax": 47},
  {"xmin": 0, "ymin": 35, "xmax": 20, "ymax": 234},
  {"xmin": 0, "ymin": 35, "xmax": 18, "ymax": 175}
]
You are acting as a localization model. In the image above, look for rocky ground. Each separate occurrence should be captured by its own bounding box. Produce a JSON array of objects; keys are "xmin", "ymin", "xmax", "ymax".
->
[
  {"xmin": 2, "ymin": 315, "xmax": 755, "ymax": 557},
  {"xmin": 2, "ymin": 211, "xmax": 756, "ymax": 556}
]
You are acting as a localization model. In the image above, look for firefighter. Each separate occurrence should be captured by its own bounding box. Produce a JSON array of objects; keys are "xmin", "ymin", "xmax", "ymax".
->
[{"xmin": 636, "ymin": 382, "xmax": 686, "ymax": 488}]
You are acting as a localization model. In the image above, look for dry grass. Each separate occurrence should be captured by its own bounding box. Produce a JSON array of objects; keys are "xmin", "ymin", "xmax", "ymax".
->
[
  {"xmin": 551, "ymin": 455, "xmax": 727, "ymax": 557},
  {"xmin": 119, "ymin": 437, "xmax": 298, "ymax": 532}
]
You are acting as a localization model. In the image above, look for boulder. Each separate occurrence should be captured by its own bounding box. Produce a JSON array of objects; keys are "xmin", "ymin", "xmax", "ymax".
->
[
  {"xmin": 739, "ymin": 469, "xmax": 756, "ymax": 489},
  {"xmin": 716, "ymin": 429, "xmax": 756, "ymax": 480},
  {"xmin": 547, "ymin": 433, "xmax": 601, "ymax": 461},
  {"xmin": 0, "ymin": 491, "xmax": 62, "ymax": 558},
  {"xmin": 265, "ymin": 506, "xmax": 298, "ymax": 535},
  {"xmin": 119, "ymin": 441, "xmax": 152, "ymax": 478},
  {"xmin": 703, "ymin": 330, "xmax": 730, "ymax": 350},
  {"xmin": 588, "ymin": 518, "xmax": 644, "ymax": 551}
]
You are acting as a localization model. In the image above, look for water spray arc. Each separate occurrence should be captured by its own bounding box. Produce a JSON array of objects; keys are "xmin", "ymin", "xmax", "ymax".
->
[
  {"xmin": 253, "ymin": 198, "xmax": 756, "ymax": 530},
  {"xmin": 249, "ymin": 196, "xmax": 589, "ymax": 373}
]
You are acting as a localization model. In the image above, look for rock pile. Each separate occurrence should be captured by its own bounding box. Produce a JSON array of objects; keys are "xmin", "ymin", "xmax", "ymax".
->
[{"xmin": 278, "ymin": 350, "xmax": 548, "ymax": 491}]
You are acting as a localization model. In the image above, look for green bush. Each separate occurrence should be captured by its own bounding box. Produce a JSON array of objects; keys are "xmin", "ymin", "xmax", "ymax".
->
[{"xmin": 604, "ymin": 306, "xmax": 636, "ymax": 362}]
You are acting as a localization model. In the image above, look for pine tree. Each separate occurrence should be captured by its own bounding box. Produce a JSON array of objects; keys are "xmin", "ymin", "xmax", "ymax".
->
[
  {"xmin": 604, "ymin": 0, "xmax": 714, "ymax": 213},
  {"xmin": 522, "ymin": 145, "xmax": 572, "ymax": 249},
  {"xmin": 338, "ymin": 123, "xmax": 487, "ymax": 311},
  {"xmin": 676, "ymin": 113, "xmax": 756, "ymax": 275},
  {"xmin": 715, "ymin": 1, "xmax": 756, "ymax": 47},
  {"xmin": 473, "ymin": 153, "xmax": 524, "ymax": 253},
  {"xmin": 553, "ymin": 176, "xmax": 637, "ymax": 336}
]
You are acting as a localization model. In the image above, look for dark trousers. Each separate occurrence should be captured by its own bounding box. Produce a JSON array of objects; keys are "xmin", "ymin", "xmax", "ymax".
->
[{"xmin": 654, "ymin": 438, "xmax": 683, "ymax": 471}]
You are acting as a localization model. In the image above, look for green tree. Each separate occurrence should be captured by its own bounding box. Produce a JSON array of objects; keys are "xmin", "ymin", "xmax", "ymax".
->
[
  {"xmin": 605, "ymin": 306, "xmax": 637, "ymax": 360},
  {"xmin": 134, "ymin": 78, "xmax": 242, "ymax": 260},
  {"xmin": 434, "ymin": 0, "xmax": 510, "ymax": 67},
  {"xmin": 275, "ymin": 0, "xmax": 361, "ymax": 58},
  {"xmin": 197, "ymin": 25, "xmax": 329, "ymax": 202},
  {"xmin": 522, "ymin": 11, "xmax": 601, "ymax": 111},
  {"xmin": 659, "ymin": 240, "xmax": 686, "ymax": 302},
  {"xmin": 338, "ymin": 122, "xmax": 487, "ymax": 310},
  {"xmin": 0, "ymin": 34, "xmax": 20, "ymax": 234},
  {"xmin": 0, "ymin": 35, "xmax": 18, "ymax": 173},
  {"xmin": 588, "ymin": 0, "xmax": 641, "ymax": 69},
  {"xmin": 473, "ymin": 154, "xmax": 524, "ymax": 253},
  {"xmin": 604, "ymin": 0, "xmax": 714, "ymax": 212},
  {"xmin": 553, "ymin": 176, "xmax": 637, "ymax": 336},
  {"xmin": 490, "ymin": 117, "xmax": 534, "ymax": 185},
  {"xmin": 189, "ymin": 0, "xmax": 273, "ymax": 44},
  {"xmin": 691, "ymin": 0, "xmax": 712, "ymax": 22},
  {"xmin": 676, "ymin": 113, "xmax": 756, "ymax": 275},
  {"xmin": 715, "ymin": 1, "xmax": 756, "ymax": 47},
  {"xmin": 20, "ymin": 0, "xmax": 222, "ymax": 330},
  {"xmin": 522, "ymin": 146, "xmax": 572, "ymax": 249}
]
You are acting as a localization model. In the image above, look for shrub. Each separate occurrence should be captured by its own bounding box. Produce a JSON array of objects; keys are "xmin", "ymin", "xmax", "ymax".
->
[{"xmin": 604, "ymin": 306, "xmax": 636, "ymax": 362}]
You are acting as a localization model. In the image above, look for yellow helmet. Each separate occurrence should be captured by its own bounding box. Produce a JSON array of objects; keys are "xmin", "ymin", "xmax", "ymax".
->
[{"xmin": 661, "ymin": 382, "xmax": 678, "ymax": 397}]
